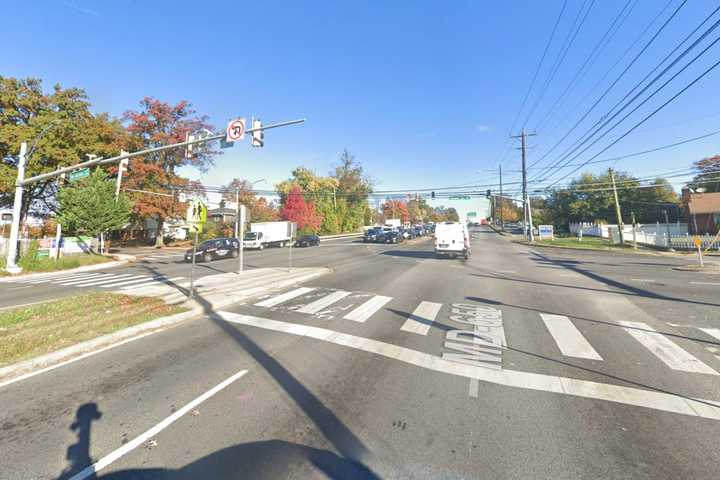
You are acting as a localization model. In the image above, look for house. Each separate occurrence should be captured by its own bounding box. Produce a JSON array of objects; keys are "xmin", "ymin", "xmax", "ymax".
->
[
  {"xmin": 682, "ymin": 188, "xmax": 720, "ymax": 235},
  {"xmin": 207, "ymin": 207, "xmax": 237, "ymax": 223}
]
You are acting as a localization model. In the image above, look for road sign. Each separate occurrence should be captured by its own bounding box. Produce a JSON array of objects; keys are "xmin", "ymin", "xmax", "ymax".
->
[
  {"xmin": 226, "ymin": 118, "xmax": 245, "ymax": 142},
  {"xmin": 178, "ymin": 193, "xmax": 187, "ymax": 203},
  {"xmin": 69, "ymin": 168, "xmax": 90, "ymax": 182},
  {"xmin": 538, "ymin": 225, "xmax": 554, "ymax": 240},
  {"xmin": 186, "ymin": 199, "xmax": 207, "ymax": 233},
  {"xmin": 448, "ymin": 195, "xmax": 471, "ymax": 200},
  {"xmin": 467, "ymin": 211, "xmax": 477, "ymax": 217}
]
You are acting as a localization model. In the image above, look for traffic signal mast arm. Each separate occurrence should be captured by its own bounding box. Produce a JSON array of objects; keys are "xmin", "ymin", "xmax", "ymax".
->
[{"xmin": 19, "ymin": 118, "xmax": 306, "ymax": 187}]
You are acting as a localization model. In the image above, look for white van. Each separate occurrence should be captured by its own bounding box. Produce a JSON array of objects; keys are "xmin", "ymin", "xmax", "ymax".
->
[{"xmin": 434, "ymin": 221, "xmax": 470, "ymax": 259}]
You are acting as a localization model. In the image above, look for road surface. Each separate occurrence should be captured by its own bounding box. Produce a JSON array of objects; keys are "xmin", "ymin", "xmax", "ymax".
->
[{"xmin": 2, "ymin": 227, "xmax": 720, "ymax": 479}]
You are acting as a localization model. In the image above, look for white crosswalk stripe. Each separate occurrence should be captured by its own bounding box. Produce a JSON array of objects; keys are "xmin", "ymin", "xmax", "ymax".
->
[
  {"xmin": 297, "ymin": 290, "xmax": 352, "ymax": 314},
  {"xmin": 255, "ymin": 287, "xmax": 316, "ymax": 308},
  {"xmin": 540, "ymin": 314, "xmax": 603, "ymax": 360},
  {"xmin": 400, "ymin": 301, "xmax": 442, "ymax": 336},
  {"xmin": 21, "ymin": 272, "xmax": 105, "ymax": 284},
  {"xmin": 343, "ymin": 295, "xmax": 393, "ymax": 323},
  {"xmin": 620, "ymin": 321, "xmax": 718, "ymax": 375},
  {"xmin": 57, "ymin": 274, "xmax": 136, "ymax": 286},
  {"xmin": 97, "ymin": 276, "xmax": 173, "ymax": 288},
  {"xmin": 698, "ymin": 328, "xmax": 720, "ymax": 342},
  {"xmin": 120, "ymin": 277, "xmax": 185, "ymax": 291}
]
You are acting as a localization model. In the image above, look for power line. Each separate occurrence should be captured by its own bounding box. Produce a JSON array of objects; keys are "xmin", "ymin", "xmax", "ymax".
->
[{"xmin": 528, "ymin": 0, "xmax": 689, "ymax": 172}]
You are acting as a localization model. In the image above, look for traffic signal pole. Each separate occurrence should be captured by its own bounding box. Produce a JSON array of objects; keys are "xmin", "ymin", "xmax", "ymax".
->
[{"xmin": 4, "ymin": 118, "xmax": 305, "ymax": 273}]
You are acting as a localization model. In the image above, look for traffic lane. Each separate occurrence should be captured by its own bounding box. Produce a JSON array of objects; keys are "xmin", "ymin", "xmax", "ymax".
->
[
  {"xmin": 0, "ymin": 313, "xmax": 314, "ymax": 480},
  {"xmin": 220, "ymin": 237, "xmax": 720, "ymax": 478},
  {"xmin": 524, "ymin": 247, "xmax": 720, "ymax": 326}
]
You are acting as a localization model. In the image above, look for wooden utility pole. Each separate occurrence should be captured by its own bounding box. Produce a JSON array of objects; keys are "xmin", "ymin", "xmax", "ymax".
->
[
  {"xmin": 511, "ymin": 129, "xmax": 536, "ymax": 242},
  {"xmin": 609, "ymin": 168, "xmax": 624, "ymax": 244}
]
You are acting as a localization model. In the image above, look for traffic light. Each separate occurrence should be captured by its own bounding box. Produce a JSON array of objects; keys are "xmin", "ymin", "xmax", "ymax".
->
[
  {"xmin": 431, "ymin": 191, "xmax": 435, "ymax": 199},
  {"xmin": 486, "ymin": 189, "xmax": 491, "ymax": 198},
  {"xmin": 251, "ymin": 118, "xmax": 264, "ymax": 147}
]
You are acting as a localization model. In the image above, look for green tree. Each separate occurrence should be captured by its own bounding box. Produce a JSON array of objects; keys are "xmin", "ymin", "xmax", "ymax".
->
[
  {"xmin": 690, "ymin": 155, "xmax": 720, "ymax": 193},
  {"xmin": 57, "ymin": 168, "xmax": 133, "ymax": 250},
  {"xmin": 0, "ymin": 76, "xmax": 131, "ymax": 219}
]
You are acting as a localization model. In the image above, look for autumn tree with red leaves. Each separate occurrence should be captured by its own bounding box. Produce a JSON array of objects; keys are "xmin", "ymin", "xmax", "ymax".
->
[
  {"xmin": 382, "ymin": 200, "xmax": 409, "ymax": 224},
  {"xmin": 123, "ymin": 97, "xmax": 217, "ymax": 245},
  {"xmin": 281, "ymin": 185, "xmax": 322, "ymax": 233}
]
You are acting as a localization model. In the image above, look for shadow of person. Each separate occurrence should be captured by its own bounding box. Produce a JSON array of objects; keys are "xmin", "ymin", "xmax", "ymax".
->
[
  {"xmin": 58, "ymin": 403, "xmax": 103, "ymax": 480},
  {"xmin": 94, "ymin": 440, "xmax": 379, "ymax": 480}
]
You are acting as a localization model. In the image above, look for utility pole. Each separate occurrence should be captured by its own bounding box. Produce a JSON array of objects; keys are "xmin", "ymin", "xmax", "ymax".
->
[
  {"xmin": 499, "ymin": 164, "xmax": 504, "ymax": 232},
  {"xmin": 511, "ymin": 129, "xmax": 536, "ymax": 242},
  {"xmin": 609, "ymin": 168, "xmax": 624, "ymax": 244},
  {"xmin": 6, "ymin": 142, "xmax": 27, "ymax": 273},
  {"xmin": 663, "ymin": 209, "xmax": 674, "ymax": 251},
  {"xmin": 54, "ymin": 173, "xmax": 66, "ymax": 260},
  {"xmin": 235, "ymin": 187, "xmax": 240, "ymax": 239},
  {"xmin": 630, "ymin": 210, "xmax": 637, "ymax": 250}
]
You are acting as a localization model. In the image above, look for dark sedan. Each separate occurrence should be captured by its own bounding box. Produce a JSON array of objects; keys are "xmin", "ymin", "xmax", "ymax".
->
[
  {"xmin": 185, "ymin": 237, "xmax": 239, "ymax": 262},
  {"xmin": 383, "ymin": 231, "xmax": 403, "ymax": 244},
  {"xmin": 294, "ymin": 234, "xmax": 320, "ymax": 247}
]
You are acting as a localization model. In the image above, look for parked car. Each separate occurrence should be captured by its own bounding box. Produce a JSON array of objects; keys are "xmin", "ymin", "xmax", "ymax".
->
[
  {"xmin": 364, "ymin": 227, "xmax": 384, "ymax": 243},
  {"xmin": 184, "ymin": 237, "xmax": 239, "ymax": 262},
  {"xmin": 383, "ymin": 230, "xmax": 403, "ymax": 244},
  {"xmin": 413, "ymin": 225, "xmax": 425, "ymax": 236},
  {"xmin": 294, "ymin": 234, "xmax": 320, "ymax": 247},
  {"xmin": 401, "ymin": 228, "xmax": 416, "ymax": 240}
]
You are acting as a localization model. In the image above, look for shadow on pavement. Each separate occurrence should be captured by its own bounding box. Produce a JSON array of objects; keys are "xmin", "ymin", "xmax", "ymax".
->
[
  {"xmin": 57, "ymin": 272, "xmax": 380, "ymax": 479},
  {"xmin": 380, "ymin": 250, "xmax": 437, "ymax": 259}
]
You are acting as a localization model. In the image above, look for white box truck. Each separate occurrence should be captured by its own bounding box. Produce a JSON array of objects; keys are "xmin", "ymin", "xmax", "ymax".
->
[
  {"xmin": 243, "ymin": 221, "xmax": 296, "ymax": 250},
  {"xmin": 434, "ymin": 221, "xmax": 470, "ymax": 259}
]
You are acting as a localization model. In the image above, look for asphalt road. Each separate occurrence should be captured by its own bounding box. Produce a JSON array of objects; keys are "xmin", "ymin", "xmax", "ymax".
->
[{"xmin": 2, "ymin": 227, "xmax": 720, "ymax": 479}]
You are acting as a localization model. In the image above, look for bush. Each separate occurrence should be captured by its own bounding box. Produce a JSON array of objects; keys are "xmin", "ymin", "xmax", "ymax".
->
[{"xmin": 18, "ymin": 240, "xmax": 40, "ymax": 271}]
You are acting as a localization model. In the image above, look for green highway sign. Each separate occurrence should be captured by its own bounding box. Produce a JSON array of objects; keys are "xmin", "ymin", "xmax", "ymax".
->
[
  {"xmin": 68, "ymin": 168, "xmax": 90, "ymax": 182},
  {"xmin": 448, "ymin": 195, "xmax": 471, "ymax": 200},
  {"xmin": 467, "ymin": 211, "xmax": 477, "ymax": 217}
]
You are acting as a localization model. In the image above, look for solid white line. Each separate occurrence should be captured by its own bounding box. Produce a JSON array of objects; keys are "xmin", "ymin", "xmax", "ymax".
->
[
  {"xmin": 699, "ymin": 328, "xmax": 720, "ymax": 342},
  {"xmin": 631, "ymin": 278, "xmax": 659, "ymax": 283},
  {"xmin": 690, "ymin": 282, "xmax": 720, "ymax": 286},
  {"xmin": 297, "ymin": 290, "xmax": 351, "ymax": 314},
  {"xmin": 254, "ymin": 287, "xmax": 315, "ymax": 308},
  {"xmin": 540, "ymin": 314, "xmax": 603, "ymax": 361},
  {"xmin": 620, "ymin": 321, "xmax": 718, "ymax": 375},
  {"xmin": 119, "ymin": 277, "xmax": 185, "ymax": 291},
  {"xmin": 0, "ymin": 329, "xmax": 164, "ymax": 389},
  {"xmin": 216, "ymin": 311, "xmax": 720, "ymax": 421},
  {"xmin": 66, "ymin": 274, "xmax": 145, "ymax": 287},
  {"xmin": 343, "ymin": 295, "xmax": 393, "ymax": 323},
  {"xmin": 68, "ymin": 369, "xmax": 248, "ymax": 480},
  {"xmin": 400, "ymin": 301, "xmax": 442, "ymax": 335}
]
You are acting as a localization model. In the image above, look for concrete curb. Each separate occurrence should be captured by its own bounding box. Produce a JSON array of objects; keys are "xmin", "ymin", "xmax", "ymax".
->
[
  {"xmin": 512, "ymin": 240, "xmax": 665, "ymax": 256},
  {"xmin": 0, "ymin": 267, "xmax": 330, "ymax": 385},
  {"xmin": 0, "ymin": 258, "xmax": 128, "ymax": 283}
]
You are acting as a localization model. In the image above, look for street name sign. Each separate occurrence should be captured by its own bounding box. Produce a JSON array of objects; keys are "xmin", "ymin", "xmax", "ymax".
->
[{"xmin": 69, "ymin": 168, "xmax": 90, "ymax": 182}]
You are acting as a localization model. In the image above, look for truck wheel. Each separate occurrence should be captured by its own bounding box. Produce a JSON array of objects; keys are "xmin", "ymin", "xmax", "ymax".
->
[{"xmin": 203, "ymin": 253, "xmax": 212, "ymax": 262}]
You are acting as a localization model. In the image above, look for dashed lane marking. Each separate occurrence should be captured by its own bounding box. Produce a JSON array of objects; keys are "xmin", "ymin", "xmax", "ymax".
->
[{"xmin": 216, "ymin": 311, "xmax": 720, "ymax": 421}]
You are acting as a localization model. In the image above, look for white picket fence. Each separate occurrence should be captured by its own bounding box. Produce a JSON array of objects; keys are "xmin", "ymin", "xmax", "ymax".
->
[
  {"xmin": 569, "ymin": 222, "xmax": 718, "ymax": 250},
  {"xmin": 621, "ymin": 230, "xmax": 720, "ymax": 251}
]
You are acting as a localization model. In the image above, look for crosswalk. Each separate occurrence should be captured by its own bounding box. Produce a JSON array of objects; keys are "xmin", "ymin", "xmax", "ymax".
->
[
  {"xmin": 140, "ymin": 253, "xmax": 185, "ymax": 262},
  {"xmin": 252, "ymin": 286, "xmax": 720, "ymax": 377},
  {"xmin": 6, "ymin": 271, "xmax": 185, "ymax": 293}
]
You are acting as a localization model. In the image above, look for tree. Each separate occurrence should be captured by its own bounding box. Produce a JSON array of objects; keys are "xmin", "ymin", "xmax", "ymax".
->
[
  {"xmin": 444, "ymin": 207, "xmax": 460, "ymax": 222},
  {"xmin": 57, "ymin": 168, "xmax": 132, "ymax": 252},
  {"xmin": 277, "ymin": 167, "xmax": 337, "ymax": 234},
  {"xmin": 123, "ymin": 97, "xmax": 217, "ymax": 246},
  {"xmin": 382, "ymin": 200, "xmax": 409, "ymax": 223},
  {"xmin": 0, "ymin": 76, "xmax": 131, "ymax": 219},
  {"xmin": 690, "ymin": 155, "xmax": 720, "ymax": 193},
  {"xmin": 222, "ymin": 178, "xmax": 279, "ymax": 223},
  {"xmin": 281, "ymin": 185, "xmax": 322, "ymax": 233},
  {"xmin": 331, "ymin": 149, "xmax": 373, "ymax": 231}
]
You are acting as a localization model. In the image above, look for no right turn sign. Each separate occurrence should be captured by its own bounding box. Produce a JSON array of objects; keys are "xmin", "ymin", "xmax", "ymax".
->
[{"xmin": 226, "ymin": 118, "xmax": 245, "ymax": 142}]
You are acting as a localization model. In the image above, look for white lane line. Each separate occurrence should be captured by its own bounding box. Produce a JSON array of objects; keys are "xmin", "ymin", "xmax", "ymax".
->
[
  {"xmin": 620, "ymin": 321, "xmax": 718, "ymax": 375},
  {"xmin": 469, "ymin": 378, "xmax": 480, "ymax": 398},
  {"xmin": 297, "ymin": 290, "xmax": 351, "ymax": 314},
  {"xmin": 343, "ymin": 295, "xmax": 392, "ymax": 323},
  {"xmin": 699, "ymin": 328, "xmax": 720, "ymax": 342},
  {"xmin": 55, "ymin": 274, "xmax": 123, "ymax": 286},
  {"xmin": 216, "ymin": 312, "xmax": 720, "ymax": 421},
  {"xmin": 0, "ymin": 329, "xmax": 165, "ymax": 389},
  {"xmin": 691, "ymin": 282, "xmax": 720, "ymax": 286},
  {"xmin": 68, "ymin": 369, "xmax": 248, "ymax": 480},
  {"xmin": 254, "ymin": 287, "xmax": 315, "ymax": 308},
  {"xmin": 540, "ymin": 314, "xmax": 603, "ymax": 361},
  {"xmin": 631, "ymin": 278, "xmax": 659, "ymax": 283},
  {"xmin": 65, "ymin": 274, "xmax": 146, "ymax": 287},
  {"xmin": 400, "ymin": 301, "xmax": 442, "ymax": 336},
  {"xmin": 119, "ymin": 277, "xmax": 185, "ymax": 291}
]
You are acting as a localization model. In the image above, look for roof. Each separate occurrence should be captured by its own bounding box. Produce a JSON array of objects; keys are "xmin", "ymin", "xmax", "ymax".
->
[{"xmin": 685, "ymin": 191, "xmax": 720, "ymax": 214}]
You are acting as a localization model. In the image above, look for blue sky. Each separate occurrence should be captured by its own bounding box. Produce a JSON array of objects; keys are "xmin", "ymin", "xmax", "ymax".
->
[{"xmin": 3, "ymin": 0, "xmax": 720, "ymax": 198}]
